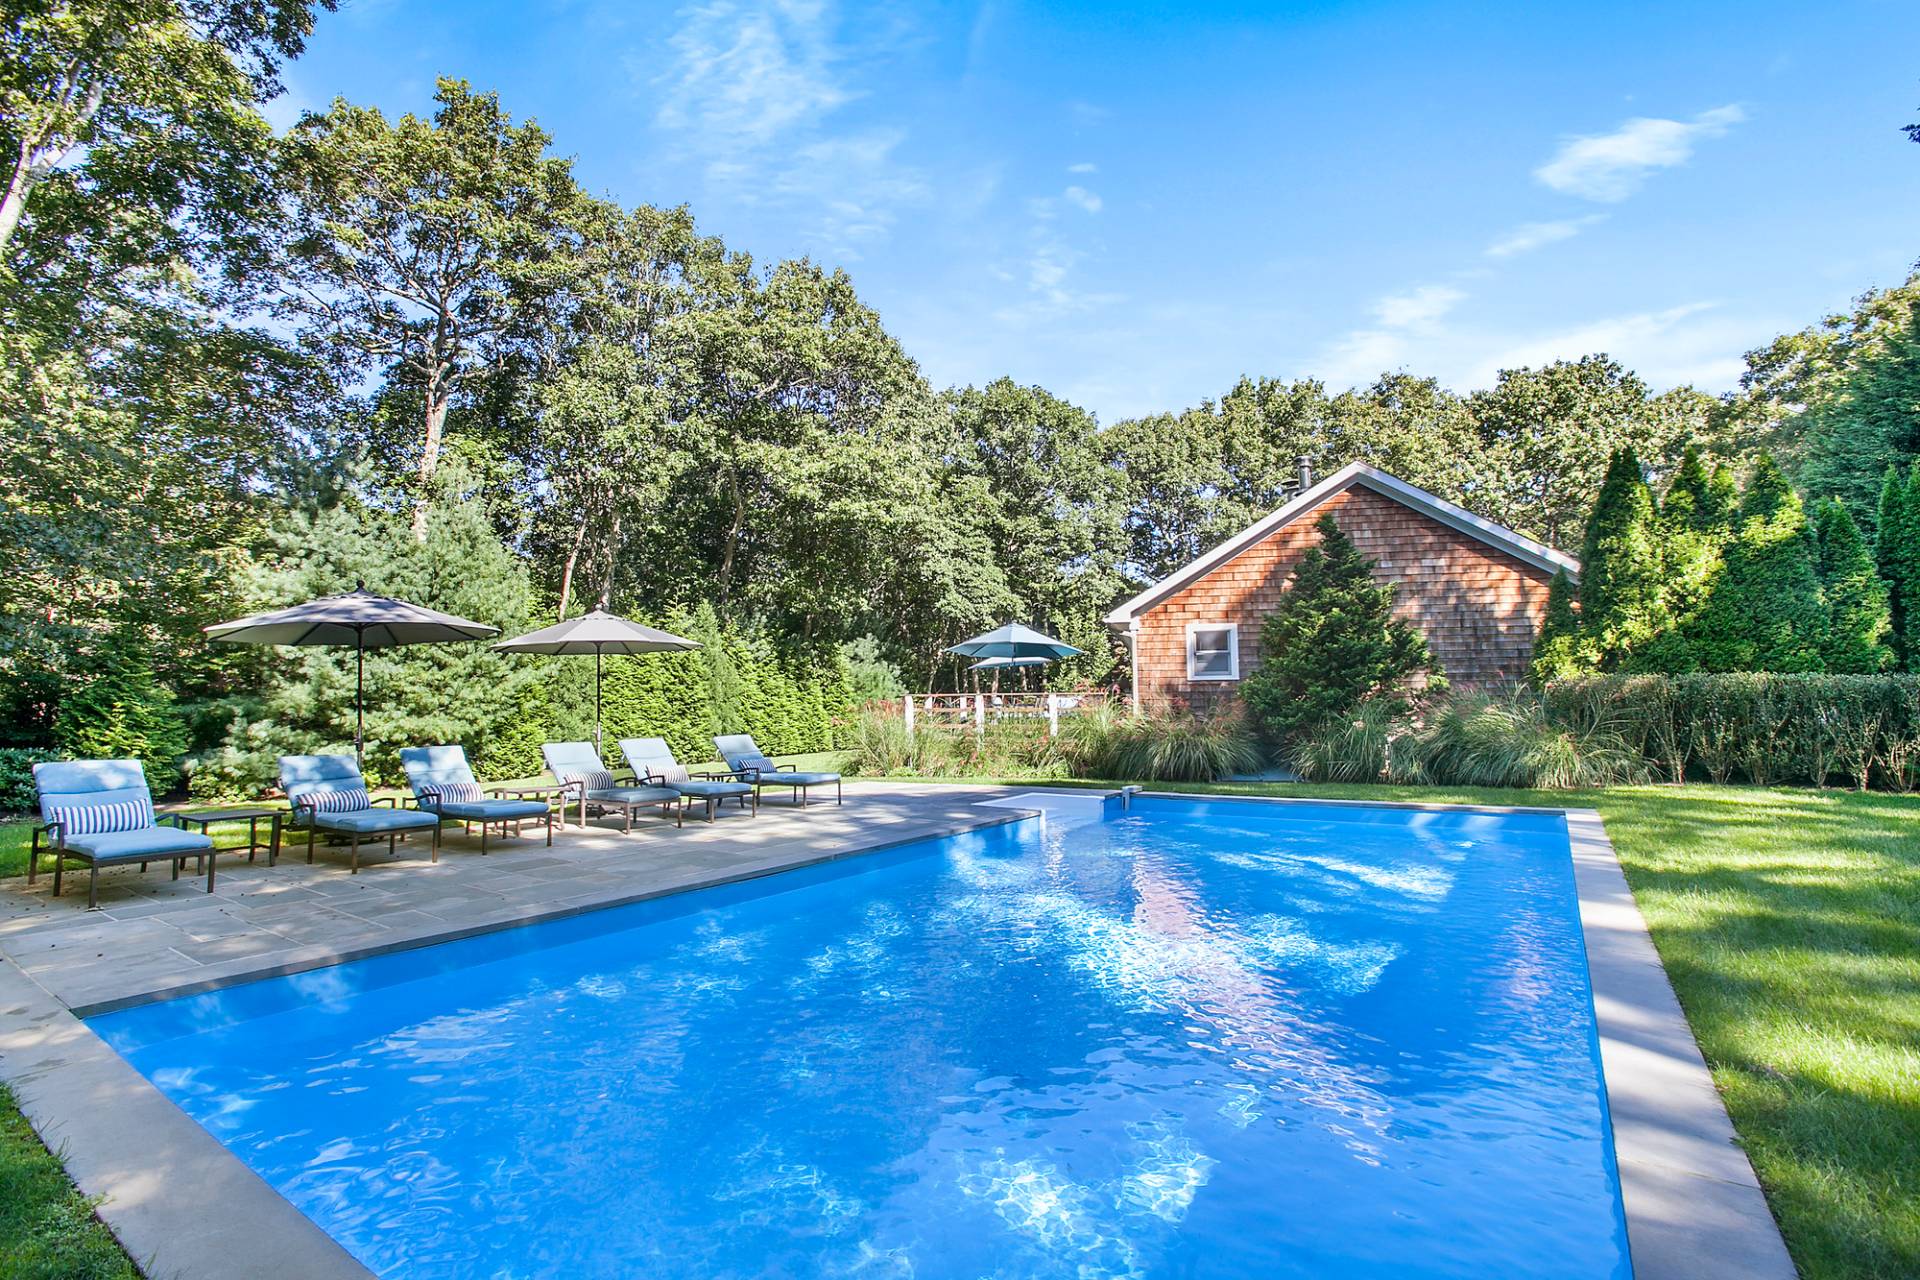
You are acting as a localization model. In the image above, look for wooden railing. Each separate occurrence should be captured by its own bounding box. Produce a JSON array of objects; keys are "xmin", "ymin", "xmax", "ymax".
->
[{"xmin": 889, "ymin": 691, "xmax": 1110, "ymax": 736}]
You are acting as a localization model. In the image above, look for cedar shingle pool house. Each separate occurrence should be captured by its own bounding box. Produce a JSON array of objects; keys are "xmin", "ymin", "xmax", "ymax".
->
[{"xmin": 1105, "ymin": 462, "xmax": 1582, "ymax": 712}]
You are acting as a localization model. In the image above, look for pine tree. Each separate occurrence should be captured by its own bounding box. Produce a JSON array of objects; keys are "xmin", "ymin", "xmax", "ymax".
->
[
  {"xmin": 1529, "ymin": 569, "xmax": 1587, "ymax": 684},
  {"xmin": 1688, "ymin": 454, "xmax": 1830, "ymax": 672},
  {"xmin": 1813, "ymin": 498, "xmax": 1893, "ymax": 673},
  {"xmin": 194, "ymin": 465, "xmax": 543, "ymax": 794},
  {"xmin": 1578, "ymin": 448, "xmax": 1668, "ymax": 666},
  {"xmin": 1242, "ymin": 514, "xmax": 1435, "ymax": 746},
  {"xmin": 1704, "ymin": 465, "xmax": 1739, "ymax": 532}
]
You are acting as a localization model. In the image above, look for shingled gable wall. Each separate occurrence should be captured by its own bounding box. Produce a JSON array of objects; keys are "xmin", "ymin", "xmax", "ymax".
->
[{"xmin": 1132, "ymin": 484, "xmax": 1558, "ymax": 713}]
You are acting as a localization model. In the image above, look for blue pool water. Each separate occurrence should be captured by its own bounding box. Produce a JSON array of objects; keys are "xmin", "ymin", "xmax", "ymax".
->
[{"xmin": 93, "ymin": 796, "xmax": 1632, "ymax": 1279}]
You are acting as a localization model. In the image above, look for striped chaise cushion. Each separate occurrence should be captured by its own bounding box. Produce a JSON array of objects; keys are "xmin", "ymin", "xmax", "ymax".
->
[
  {"xmin": 48, "ymin": 799, "xmax": 153, "ymax": 836},
  {"xmin": 571, "ymin": 770, "xmax": 617, "ymax": 793},
  {"xmin": 305, "ymin": 787, "xmax": 370, "ymax": 813},
  {"xmin": 428, "ymin": 781, "xmax": 486, "ymax": 804}
]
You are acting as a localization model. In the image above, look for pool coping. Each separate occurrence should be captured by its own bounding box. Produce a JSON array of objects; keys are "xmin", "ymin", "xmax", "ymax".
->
[{"xmin": 0, "ymin": 788, "xmax": 1798, "ymax": 1280}]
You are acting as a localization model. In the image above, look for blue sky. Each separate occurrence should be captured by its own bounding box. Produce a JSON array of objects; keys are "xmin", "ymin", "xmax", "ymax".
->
[{"xmin": 279, "ymin": 0, "xmax": 1920, "ymax": 423}]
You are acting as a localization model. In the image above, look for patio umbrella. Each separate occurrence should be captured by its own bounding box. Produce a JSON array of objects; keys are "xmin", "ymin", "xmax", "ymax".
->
[
  {"xmin": 206, "ymin": 583, "xmax": 500, "ymax": 770},
  {"xmin": 492, "ymin": 609, "xmax": 699, "ymax": 752},
  {"xmin": 946, "ymin": 622, "xmax": 1083, "ymax": 662}
]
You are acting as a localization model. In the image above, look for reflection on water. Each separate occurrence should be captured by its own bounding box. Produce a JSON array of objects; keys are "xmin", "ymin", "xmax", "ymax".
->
[{"xmin": 93, "ymin": 798, "xmax": 1632, "ymax": 1280}]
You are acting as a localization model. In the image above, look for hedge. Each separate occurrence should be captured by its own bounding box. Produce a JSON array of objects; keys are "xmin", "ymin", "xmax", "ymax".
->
[{"xmin": 1544, "ymin": 674, "xmax": 1920, "ymax": 790}]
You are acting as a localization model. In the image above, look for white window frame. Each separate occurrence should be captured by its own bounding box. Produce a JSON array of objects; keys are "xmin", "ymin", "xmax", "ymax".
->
[{"xmin": 1186, "ymin": 622, "xmax": 1240, "ymax": 682}]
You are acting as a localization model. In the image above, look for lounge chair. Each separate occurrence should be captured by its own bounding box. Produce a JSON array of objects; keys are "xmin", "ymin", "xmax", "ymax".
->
[
  {"xmin": 541, "ymin": 742, "xmax": 684, "ymax": 832},
  {"xmin": 399, "ymin": 745, "xmax": 564, "ymax": 852},
  {"xmin": 619, "ymin": 737, "xmax": 757, "ymax": 822},
  {"xmin": 713, "ymin": 734, "xmax": 842, "ymax": 807},
  {"xmin": 280, "ymin": 754, "xmax": 441, "ymax": 873},
  {"xmin": 31, "ymin": 759, "xmax": 216, "ymax": 909}
]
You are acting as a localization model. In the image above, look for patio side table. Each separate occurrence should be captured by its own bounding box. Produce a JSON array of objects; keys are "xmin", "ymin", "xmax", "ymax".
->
[{"xmin": 176, "ymin": 807, "xmax": 284, "ymax": 867}]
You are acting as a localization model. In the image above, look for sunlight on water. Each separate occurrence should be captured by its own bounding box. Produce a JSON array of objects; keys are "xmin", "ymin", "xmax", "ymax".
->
[{"xmin": 92, "ymin": 797, "xmax": 1631, "ymax": 1280}]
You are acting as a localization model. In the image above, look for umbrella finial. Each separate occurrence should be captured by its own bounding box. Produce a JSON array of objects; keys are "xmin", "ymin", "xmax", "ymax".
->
[{"xmin": 355, "ymin": 579, "xmax": 367, "ymax": 593}]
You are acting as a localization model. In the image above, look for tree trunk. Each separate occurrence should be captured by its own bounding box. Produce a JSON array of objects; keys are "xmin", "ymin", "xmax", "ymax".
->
[
  {"xmin": 598, "ymin": 509, "xmax": 622, "ymax": 610},
  {"xmin": 557, "ymin": 513, "xmax": 589, "ymax": 620},
  {"xmin": 411, "ymin": 372, "xmax": 451, "ymax": 541},
  {"xmin": 715, "ymin": 472, "xmax": 747, "ymax": 606}
]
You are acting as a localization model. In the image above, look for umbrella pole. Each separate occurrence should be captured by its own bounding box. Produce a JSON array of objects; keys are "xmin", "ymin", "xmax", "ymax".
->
[
  {"xmin": 595, "ymin": 648, "xmax": 604, "ymax": 755},
  {"xmin": 355, "ymin": 636, "xmax": 365, "ymax": 773}
]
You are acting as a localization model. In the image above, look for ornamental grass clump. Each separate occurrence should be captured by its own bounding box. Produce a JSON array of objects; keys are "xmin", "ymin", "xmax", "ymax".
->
[
  {"xmin": 1058, "ymin": 705, "xmax": 1263, "ymax": 783},
  {"xmin": 1410, "ymin": 692, "xmax": 1649, "ymax": 790}
]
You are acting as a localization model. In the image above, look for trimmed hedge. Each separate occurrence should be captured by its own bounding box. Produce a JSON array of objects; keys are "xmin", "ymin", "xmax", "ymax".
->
[
  {"xmin": 0, "ymin": 749, "xmax": 60, "ymax": 817},
  {"xmin": 1544, "ymin": 674, "xmax": 1920, "ymax": 790}
]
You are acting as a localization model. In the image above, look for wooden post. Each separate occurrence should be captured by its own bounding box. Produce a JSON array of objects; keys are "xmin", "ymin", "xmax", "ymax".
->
[
  {"xmin": 903, "ymin": 694, "xmax": 915, "ymax": 734},
  {"xmin": 974, "ymin": 692, "xmax": 986, "ymax": 734},
  {"xmin": 1047, "ymin": 692, "xmax": 1059, "ymax": 738}
]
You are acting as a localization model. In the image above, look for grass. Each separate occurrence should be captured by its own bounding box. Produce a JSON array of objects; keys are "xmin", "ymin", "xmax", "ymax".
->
[
  {"xmin": 0, "ymin": 771, "xmax": 1910, "ymax": 1278},
  {"xmin": 0, "ymin": 1086, "xmax": 136, "ymax": 1279}
]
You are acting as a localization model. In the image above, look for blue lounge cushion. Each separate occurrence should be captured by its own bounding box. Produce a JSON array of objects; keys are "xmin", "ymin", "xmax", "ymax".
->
[
  {"xmin": 58, "ymin": 826, "xmax": 214, "ymax": 862},
  {"xmin": 675, "ymin": 779, "xmax": 753, "ymax": 798},
  {"xmin": 433, "ymin": 798, "xmax": 552, "ymax": 822},
  {"xmin": 310, "ymin": 807, "xmax": 440, "ymax": 835},
  {"xmin": 586, "ymin": 785, "xmax": 681, "ymax": 805},
  {"xmin": 754, "ymin": 771, "xmax": 840, "ymax": 787}
]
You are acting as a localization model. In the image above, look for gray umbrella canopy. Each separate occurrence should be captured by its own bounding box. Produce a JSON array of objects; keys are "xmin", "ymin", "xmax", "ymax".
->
[
  {"xmin": 493, "ymin": 610, "xmax": 700, "ymax": 751},
  {"xmin": 206, "ymin": 584, "xmax": 500, "ymax": 768},
  {"xmin": 946, "ymin": 622, "xmax": 1083, "ymax": 662}
]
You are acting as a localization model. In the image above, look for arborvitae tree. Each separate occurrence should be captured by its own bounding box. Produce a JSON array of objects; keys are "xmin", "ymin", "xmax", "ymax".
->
[
  {"xmin": 1529, "ymin": 569, "xmax": 1587, "ymax": 684},
  {"xmin": 1242, "ymin": 514, "xmax": 1435, "ymax": 747},
  {"xmin": 1877, "ymin": 463, "xmax": 1920, "ymax": 669},
  {"xmin": 1646, "ymin": 442, "xmax": 1730, "ymax": 670},
  {"xmin": 1578, "ymin": 448, "xmax": 1668, "ymax": 666},
  {"xmin": 1813, "ymin": 498, "xmax": 1893, "ymax": 673},
  {"xmin": 1704, "ymin": 465, "xmax": 1740, "ymax": 532},
  {"xmin": 1688, "ymin": 454, "xmax": 1830, "ymax": 672}
]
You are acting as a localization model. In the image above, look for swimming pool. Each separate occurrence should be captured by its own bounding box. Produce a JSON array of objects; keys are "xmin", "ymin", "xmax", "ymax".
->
[{"xmin": 92, "ymin": 795, "xmax": 1633, "ymax": 1279}]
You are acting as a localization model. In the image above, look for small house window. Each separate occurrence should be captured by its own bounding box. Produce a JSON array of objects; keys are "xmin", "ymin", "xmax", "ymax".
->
[{"xmin": 1187, "ymin": 623, "xmax": 1239, "ymax": 681}]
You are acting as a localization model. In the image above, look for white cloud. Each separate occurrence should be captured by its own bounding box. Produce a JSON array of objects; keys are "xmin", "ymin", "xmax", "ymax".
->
[
  {"xmin": 1534, "ymin": 105, "xmax": 1745, "ymax": 201},
  {"xmin": 649, "ymin": 1, "xmax": 928, "ymax": 256},
  {"xmin": 1484, "ymin": 215, "xmax": 1606, "ymax": 258},
  {"xmin": 1373, "ymin": 284, "xmax": 1466, "ymax": 328},
  {"xmin": 1067, "ymin": 161, "xmax": 1097, "ymax": 174},
  {"xmin": 1061, "ymin": 185, "xmax": 1103, "ymax": 213},
  {"xmin": 1461, "ymin": 302, "xmax": 1740, "ymax": 387},
  {"xmin": 655, "ymin": 0, "xmax": 855, "ymax": 148}
]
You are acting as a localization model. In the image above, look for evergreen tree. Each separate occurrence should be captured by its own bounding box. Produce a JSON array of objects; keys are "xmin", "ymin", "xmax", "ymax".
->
[
  {"xmin": 1704, "ymin": 465, "xmax": 1740, "ymax": 532},
  {"xmin": 1646, "ymin": 442, "xmax": 1730, "ymax": 670},
  {"xmin": 1877, "ymin": 464, "xmax": 1920, "ymax": 669},
  {"xmin": 193, "ymin": 465, "xmax": 542, "ymax": 795},
  {"xmin": 1688, "ymin": 454, "xmax": 1830, "ymax": 672},
  {"xmin": 1813, "ymin": 498, "xmax": 1893, "ymax": 673},
  {"xmin": 1529, "ymin": 569, "xmax": 1587, "ymax": 685},
  {"xmin": 1578, "ymin": 448, "xmax": 1668, "ymax": 666},
  {"xmin": 1242, "ymin": 514, "xmax": 1435, "ymax": 746}
]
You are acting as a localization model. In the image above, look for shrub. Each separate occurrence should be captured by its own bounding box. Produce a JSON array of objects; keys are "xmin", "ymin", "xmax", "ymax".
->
[
  {"xmin": 1410, "ymin": 692, "xmax": 1649, "ymax": 790},
  {"xmin": 1544, "ymin": 673, "xmax": 1920, "ymax": 790},
  {"xmin": 0, "ymin": 749, "xmax": 60, "ymax": 816},
  {"xmin": 1242, "ymin": 513, "xmax": 1436, "ymax": 747},
  {"xmin": 52, "ymin": 657, "xmax": 190, "ymax": 796},
  {"xmin": 843, "ymin": 708, "xmax": 1062, "ymax": 780}
]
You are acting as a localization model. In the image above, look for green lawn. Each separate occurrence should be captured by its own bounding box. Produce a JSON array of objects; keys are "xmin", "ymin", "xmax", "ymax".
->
[
  {"xmin": 0, "ymin": 1086, "xmax": 136, "ymax": 1279},
  {"xmin": 0, "ymin": 775, "xmax": 1911, "ymax": 1278}
]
